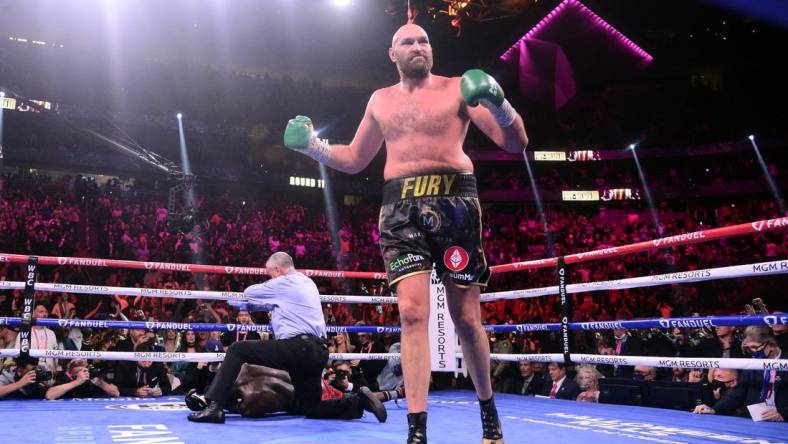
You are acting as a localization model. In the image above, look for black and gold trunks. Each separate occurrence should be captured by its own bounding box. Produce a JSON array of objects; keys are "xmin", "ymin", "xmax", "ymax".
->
[{"xmin": 379, "ymin": 172, "xmax": 490, "ymax": 288}]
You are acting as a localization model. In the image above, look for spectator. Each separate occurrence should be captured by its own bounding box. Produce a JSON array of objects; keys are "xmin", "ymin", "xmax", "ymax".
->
[
  {"xmin": 220, "ymin": 309, "xmax": 264, "ymax": 347},
  {"xmin": 505, "ymin": 361, "xmax": 545, "ymax": 396},
  {"xmin": 681, "ymin": 326, "xmax": 743, "ymax": 359},
  {"xmin": 611, "ymin": 328, "xmax": 643, "ymax": 379},
  {"xmin": 575, "ymin": 365, "xmax": 603, "ymax": 403},
  {"xmin": 671, "ymin": 367, "xmax": 689, "ymax": 383},
  {"xmin": 376, "ymin": 342, "xmax": 404, "ymax": 391},
  {"xmin": 328, "ymin": 333, "xmax": 355, "ymax": 355},
  {"xmin": 632, "ymin": 366, "xmax": 657, "ymax": 382},
  {"xmin": 770, "ymin": 311, "xmax": 788, "ymax": 352},
  {"xmin": 354, "ymin": 331, "xmax": 386, "ymax": 391},
  {"xmin": 541, "ymin": 363, "xmax": 581, "ymax": 400},
  {"xmin": 45, "ymin": 359, "xmax": 119, "ymax": 400},
  {"xmin": 13, "ymin": 304, "xmax": 58, "ymax": 375},
  {"xmin": 709, "ymin": 368, "xmax": 739, "ymax": 404},
  {"xmin": 693, "ymin": 327, "xmax": 786, "ymax": 421},
  {"xmin": 114, "ymin": 342, "xmax": 172, "ymax": 397}
]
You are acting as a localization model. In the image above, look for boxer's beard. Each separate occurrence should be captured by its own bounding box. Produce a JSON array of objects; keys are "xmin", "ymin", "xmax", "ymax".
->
[{"xmin": 397, "ymin": 52, "xmax": 432, "ymax": 79}]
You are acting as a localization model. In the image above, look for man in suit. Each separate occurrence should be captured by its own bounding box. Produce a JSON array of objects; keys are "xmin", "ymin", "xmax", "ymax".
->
[
  {"xmin": 681, "ymin": 326, "xmax": 744, "ymax": 359},
  {"xmin": 541, "ymin": 362, "xmax": 581, "ymax": 401},
  {"xmin": 506, "ymin": 361, "xmax": 545, "ymax": 396},
  {"xmin": 612, "ymin": 328, "xmax": 644, "ymax": 379},
  {"xmin": 693, "ymin": 327, "xmax": 786, "ymax": 421},
  {"xmin": 115, "ymin": 341, "xmax": 172, "ymax": 397}
]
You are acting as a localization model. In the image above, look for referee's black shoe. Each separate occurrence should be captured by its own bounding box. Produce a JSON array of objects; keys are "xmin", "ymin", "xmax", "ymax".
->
[
  {"xmin": 358, "ymin": 386, "xmax": 387, "ymax": 423},
  {"xmin": 187, "ymin": 401, "xmax": 225, "ymax": 423}
]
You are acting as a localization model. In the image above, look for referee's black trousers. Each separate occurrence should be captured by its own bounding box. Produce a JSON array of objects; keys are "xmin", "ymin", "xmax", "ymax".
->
[{"xmin": 206, "ymin": 336, "xmax": 327, "ymax": 413}]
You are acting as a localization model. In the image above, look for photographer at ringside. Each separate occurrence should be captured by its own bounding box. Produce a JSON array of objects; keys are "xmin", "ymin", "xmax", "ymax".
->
[
  {"xmin": 0, "ymin": 358, "xmax": 48, "ymax": 400},
  {"xmin": 45, "ymin": 358, "xmax": 119, "ymax": 400}
]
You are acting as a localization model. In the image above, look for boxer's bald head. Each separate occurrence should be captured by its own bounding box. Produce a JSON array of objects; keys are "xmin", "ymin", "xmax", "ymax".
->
[{"xmin": 390, "ymin": 24, "xmax": 433, "ymax": 80}]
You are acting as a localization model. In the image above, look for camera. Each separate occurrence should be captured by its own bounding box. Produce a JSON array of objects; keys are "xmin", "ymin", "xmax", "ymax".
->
[
  {"xmin": 88, "ymin": 364, "xmax": 105, "ymax": 379},
  {"xmin": 35, "ymin": 368, "xmax": 53, "ymax": 383}
]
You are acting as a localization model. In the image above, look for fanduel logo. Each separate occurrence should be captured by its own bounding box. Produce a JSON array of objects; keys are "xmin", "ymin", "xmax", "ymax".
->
[
  {"xmin": 56, "ymin": 257, "xmax": 109, "ymax": 267},
  {"xmin": 224, "ymin": 266, "xmax": 266, "ymax": 275},
  {"xmin": 764, "ymin": 315, "xmax": 788, "ymax": 326},
  {"xmin": 751, "ymin": 217, "xmax": 788, "ymax": 232},
  {"xmin": 57, "ymin": 319, "xmax": 108, "ymax": 328},
  {"xmin": 576, "ymin": 247, "xmax": 618, "ymax": 260},
  {"xmin": 376, "ymin": 327, "xmax": 400, "ymax": 333},
  {"xmin": 659, "ymin": 319, "xmax": 715, "ymax": 329},
  {"xmin": 652, "ymin": 231, "xmax": 706, "ymax": 248},
  {"xmin": 143, "ymin": 262, "xmax": 191, "ymax": 271},
  {"xmin": 579, "ymin": 321, "xmax": 623, "ymax": 330}
]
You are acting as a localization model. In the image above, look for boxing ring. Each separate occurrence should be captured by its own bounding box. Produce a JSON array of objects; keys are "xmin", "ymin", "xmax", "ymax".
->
[{"xmin": 1, "ymin": 217, "xmax": 788, "ymax": 443}]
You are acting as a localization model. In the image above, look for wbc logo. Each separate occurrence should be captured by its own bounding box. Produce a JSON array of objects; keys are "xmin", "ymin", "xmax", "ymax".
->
[{"xmin": 443, "ymin": 246, "xmax": 469, "ymax": 272}]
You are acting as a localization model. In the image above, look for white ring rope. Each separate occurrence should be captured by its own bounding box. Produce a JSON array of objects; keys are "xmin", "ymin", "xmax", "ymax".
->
[
  {"xmin": 1, "ymin": 349, "xmax": 785, "ymax": 371},
  {"xmin": 2, "ymin": 259, "xmax": 783, "ymax": 306},
  {"xmin": 480, "ymin": 259, "xmax": 788, "ymax": 302}
]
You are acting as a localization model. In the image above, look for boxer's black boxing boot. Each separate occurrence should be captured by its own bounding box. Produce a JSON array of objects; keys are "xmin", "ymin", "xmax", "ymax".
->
[
  {"xmin": 407, "ymin": 412, "xmax": 427, "ymax": 444},
  {"xmin": 479, "ymin": 396, "xmax": 504, "ymax": 443},
  {"xmin": 187, "ymin": 401, "xmax": 225, "ymax": 423},
  {"xmin": 185, "ymin": 389, "xmax": 208, "ymax": 412}
]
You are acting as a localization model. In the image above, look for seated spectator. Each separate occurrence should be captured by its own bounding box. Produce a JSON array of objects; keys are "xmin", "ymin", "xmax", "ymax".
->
[
  {"xmin": 611, "ymin": 328, "xmax": 643, "ymax": 378},
  {"xmin": 541, "ymin": 363, "xmax": 581, "ymax": 400},
  {"xmin": 671, "ymin": 367, "xmax": 689, "ymax": 383},
  {"xmin": 633, "ymin": 365, "xmax": 657, "ymax": 382},
  {"xmin": 709, "ymin": 368, "xmax": 739, "ymax": 404},
  {"xmin": 13, "ymin": 304, "xmax": 58, "ymax": 375},
  {"xmin": 354, "ymin": 331, "xmax": 386, "ymax": 391},
  {"xmin": 173, "ymin": 331, "xmax": 212, "ymax": 394},
  {"xmin": 161, "ymin": 330, "xmax": 180, "ymax": 353},
  {"xmin": 576, "ymin": 365, "xmax": 603, "ymax": 403},
  {"xmin": 220, "ymin": 309, "xmax": 264, "ymax": 347},
  {"xmin": 376, "ymin": 342, "xmax": 403, "ymax": 391},
  {"xmin": 114, "ymin": 342, "xmax": 172, "ymax": 397},
  {"xmin": 681, "ymin": 326, "xmax": 743, "ymax": 359},
  {"xmin": 505, "ymin": 361, "xmax": 546, "ymax": 396},
  {"xmin": 693, "ymin": 327, "xmax": 786, "ymax": 421},
  {"xmin": 771, "ymin": 311, "xmax": 788, "ymax": 352},
  {"xmin": 328, "ymin": 332, "xmax": 355, "ymax": 354},
  {"xmin": 45, "ymin": 359, "xmax": 119, "ymax": 400},
  {"xmin": 0, "ymin": 358, "xmax": 47, "ymax": 400},
  {"xmin": 0, "ymin": 326, "xmax": 16, "ymax": 350}
]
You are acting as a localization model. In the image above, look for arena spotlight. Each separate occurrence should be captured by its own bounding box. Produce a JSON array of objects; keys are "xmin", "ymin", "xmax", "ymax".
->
[
  {"xmin": 628, "ymin": 143, "xmax": 637, "ymax": 150},
  {"xmin": 176, "ymin": 113, "xmax": 183, "ymax": 119},
  {"xmin": 747, "ymin": 133, "xmax": 785, "ymax": 213}
]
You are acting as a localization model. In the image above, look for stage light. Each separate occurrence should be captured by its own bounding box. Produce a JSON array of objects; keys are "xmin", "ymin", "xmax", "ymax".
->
[
  {"xmin": 628, "ymin": 143, "xmax": 636, "ymax": 150},
  {"xmin": 748, "ymin": 134, "xmax": 755, "ymax": 141},
  {"xmin": 176, "ymin": 113, "xmax": 183, "ymax": 119}
]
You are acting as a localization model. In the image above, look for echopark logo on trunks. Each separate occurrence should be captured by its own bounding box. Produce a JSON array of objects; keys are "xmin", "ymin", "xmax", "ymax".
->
[{"xmin": 443, "ymin": 246, "xmax": 469, "ymax": 272}]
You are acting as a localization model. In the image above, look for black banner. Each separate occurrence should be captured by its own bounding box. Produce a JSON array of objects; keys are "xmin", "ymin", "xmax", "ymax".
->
[
  {"xmin": 558, "ymin": 256, "xmax": 572, "ymax": 364},
  {"xmin": 19, "ymin": 256, "xmax": 38, "ymax": 360}
]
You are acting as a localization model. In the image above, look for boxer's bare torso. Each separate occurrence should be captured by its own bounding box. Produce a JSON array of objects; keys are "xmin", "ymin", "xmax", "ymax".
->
[{"xmin": 370, "ymin": 75, "xmax": 474, "ymax": 180}]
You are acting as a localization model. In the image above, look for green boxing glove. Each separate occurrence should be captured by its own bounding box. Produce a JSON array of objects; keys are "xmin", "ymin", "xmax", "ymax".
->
[
  {"xmin": 460, "ymin": 69, "xmax": 518, "ymax": 127},
  {"xmin": 283, "ymin": 115, "xmax": 332, "ymax": 163}
]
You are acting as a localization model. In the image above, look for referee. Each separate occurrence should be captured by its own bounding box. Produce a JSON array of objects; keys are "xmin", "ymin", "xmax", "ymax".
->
[{"xmin": 188, "ymin": 252, "xmax": 331, "ymax": 423}]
